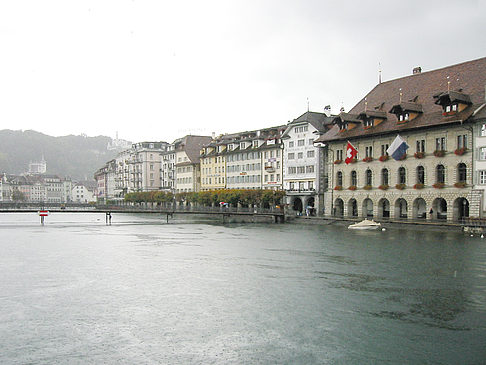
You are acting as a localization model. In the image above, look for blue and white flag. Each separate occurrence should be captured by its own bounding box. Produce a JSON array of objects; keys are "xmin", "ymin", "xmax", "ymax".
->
[{"xmin": 387, "ymin": 135, "xmax": 409, "ymax": 160}]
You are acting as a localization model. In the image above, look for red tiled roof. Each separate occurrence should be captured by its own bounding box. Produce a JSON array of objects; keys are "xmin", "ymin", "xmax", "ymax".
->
[{"xmin": 316, "ymin": 57, "xmax": 486, "ymax": 143}]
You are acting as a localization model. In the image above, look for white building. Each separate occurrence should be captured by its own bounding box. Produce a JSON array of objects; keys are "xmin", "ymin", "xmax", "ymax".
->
[
  {"xmin": 72, "ymin": 184, "xmax": 96, "ymax": 203},
  {"xmin": 282, "ymin": 111, "xmax": 333, "ymax": 215}
]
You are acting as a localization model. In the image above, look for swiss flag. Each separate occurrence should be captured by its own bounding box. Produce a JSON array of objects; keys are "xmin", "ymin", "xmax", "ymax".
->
[{"xmin": 345, "ymin": 141, "xmax": 358, "ymax": 164}]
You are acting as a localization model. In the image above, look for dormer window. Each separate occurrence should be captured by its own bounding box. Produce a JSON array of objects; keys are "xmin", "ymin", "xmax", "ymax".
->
[
  {"xmin": 240, "ymin": 142, "xmax": 246, "ymax": 149},
  {"xmin": 333, "ymin": 113, "xmax": 361, "ymax": 132},
  {"xmin": 390, "ymin": 102, "xmax": 422, "ymax": 123},
  {"xmin": 434, "ymin": 91, "xmax": 471, "ymax": 116},
  {"xmin": 358, "ymin": 110, "xmax": 387, "ymax": 129}
]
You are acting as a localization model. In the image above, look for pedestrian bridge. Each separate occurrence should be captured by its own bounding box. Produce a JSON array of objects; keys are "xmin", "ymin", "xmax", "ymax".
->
[{"xmin": 0, "ymin": 203, "xmax": 286, "ymax": 224}]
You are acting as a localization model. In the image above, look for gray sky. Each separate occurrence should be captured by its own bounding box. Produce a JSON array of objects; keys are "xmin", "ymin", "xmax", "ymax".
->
[{"xmin": 1, "ymin": 0, "xmax": 485, "ymax": 143}]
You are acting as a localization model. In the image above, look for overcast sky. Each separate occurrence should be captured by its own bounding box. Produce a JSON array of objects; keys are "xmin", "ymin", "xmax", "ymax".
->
[{"xmin": 1, "ymin": 0, "xmax": 485, "ymax": 143}]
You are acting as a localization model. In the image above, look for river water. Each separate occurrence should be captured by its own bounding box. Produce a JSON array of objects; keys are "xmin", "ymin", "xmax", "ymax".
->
[{"xmin": 1, "ymin": 213, "xmax": 485, "ymax": 364}]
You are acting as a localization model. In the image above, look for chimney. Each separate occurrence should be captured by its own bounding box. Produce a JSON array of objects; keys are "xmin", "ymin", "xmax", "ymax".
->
[{"xmin": 413, "ymin": 67, "xmax": 422, "ymax": 75}]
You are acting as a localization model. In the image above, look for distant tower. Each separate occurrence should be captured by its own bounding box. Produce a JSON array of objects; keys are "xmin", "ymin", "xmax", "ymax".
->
[{"xmin": 29, "ymin": 156, "xmax": 47, "ymax": 174}]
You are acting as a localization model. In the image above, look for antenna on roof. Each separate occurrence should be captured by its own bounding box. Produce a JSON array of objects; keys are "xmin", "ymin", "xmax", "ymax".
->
[
  {"xmin": 447, "ymin": 76, "xmax": 450, "ymax": 92},
  {"xmin": 307, "ymin": 97, "xmax": 309, "ymax": 112},
  {"xmin": 378, "ymin": 62, "xmax": 382, "ymax": 84},
  {"xmin": 399, "ymin": 88, "xmax": 403, "ymax": 103}
]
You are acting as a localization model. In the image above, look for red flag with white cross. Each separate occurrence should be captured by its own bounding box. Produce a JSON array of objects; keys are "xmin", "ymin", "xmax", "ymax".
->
[{"xmin": 345, "ymin": 141, "xmax": 358, "ymax": 164}]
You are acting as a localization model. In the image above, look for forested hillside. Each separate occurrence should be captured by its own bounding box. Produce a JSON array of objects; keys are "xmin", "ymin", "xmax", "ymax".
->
[{"xmin": 0, "ymin": 130, "xmax": 121, "ymax": 180}]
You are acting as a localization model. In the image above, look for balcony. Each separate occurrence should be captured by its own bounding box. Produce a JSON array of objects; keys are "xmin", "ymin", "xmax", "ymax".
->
[{"xmin": 286, "ymin": 188, "xmax": 316, "ymax": 196}]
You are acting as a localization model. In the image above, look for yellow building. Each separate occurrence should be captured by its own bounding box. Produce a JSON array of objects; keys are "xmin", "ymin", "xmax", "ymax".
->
[{"xmin": 200, "ymin": 144, "xmax": 226, "ymax": 191}]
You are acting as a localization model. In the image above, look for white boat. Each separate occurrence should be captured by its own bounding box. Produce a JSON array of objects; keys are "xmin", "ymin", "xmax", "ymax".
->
[{"xmin": 348, "ymin": 219, "xmax": 381, "ymax": 230}]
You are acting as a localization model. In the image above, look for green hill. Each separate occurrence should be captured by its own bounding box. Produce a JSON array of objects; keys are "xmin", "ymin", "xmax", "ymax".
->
[{"xmin": 0, "ymin": 130, "xmax": 123, "ymax": 181}]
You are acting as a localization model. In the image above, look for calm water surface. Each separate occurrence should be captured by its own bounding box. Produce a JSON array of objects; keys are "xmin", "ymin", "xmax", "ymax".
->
[{"xmin": 1, "ymin": 213, "xmax": 485, "ymax": 364}]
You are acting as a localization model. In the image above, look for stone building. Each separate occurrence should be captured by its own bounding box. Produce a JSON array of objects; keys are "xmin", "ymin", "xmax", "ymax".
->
[{"xmin": 315, "ymin": 57, "xmax": 486, "ymax": 221}]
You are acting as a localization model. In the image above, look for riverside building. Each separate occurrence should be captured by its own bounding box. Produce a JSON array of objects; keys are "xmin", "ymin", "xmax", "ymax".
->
[
  {"xmin": 282, "ymin": 111, "xmax": 333, "ymax": 215},
  {"xmin": 199, "ymin": 126, "xmax": 285, "ymax": 191},
  {"xmin": 315, "ymin": 57, "xmax": 486, "ymax": 221},
  {"xmin": 174, "ymin": 135, "xmax": 212, "ymax": 193}
]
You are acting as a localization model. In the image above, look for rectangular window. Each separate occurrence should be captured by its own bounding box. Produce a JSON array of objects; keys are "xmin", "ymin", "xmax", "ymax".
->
[
  {"xmin": 435, "ymin": 137, "xmax": 446, "ymax": 151},
  {"xmin": 288, "ymin": 153, "xmax": 295, "ymax": 159},
  {"xmin": 298, "ymin": 152, "xmax": 303, "ymax": 159},
  {"xmin": 416, "ymin": 140, "xmax": 425, "ymax": 153},
  {"xmin": 480, "ymin": 147, "xmax": 486, "ymax": 160},
  {"xmin": 480, "ymin": 171, "xmax": 486, "ymax": 184},
  {"xmin": 381, "ymin": 144, "xmax": 389, "ymax": 156},
  {"xmin": 277, "ymin": 174, "xmax": 280, "ymax": 182},
  {"xmin": 457, "ymin": 134, "xmax": 467, "ymax": 149},
  {"xmin": 306, "ymin": 165, "xmax": 315, "ymax": 173},
  {"xmin": 365, "ymin": 146, "xmax": 373, "ymax": 158},
  {"xmin": 308, "ymin": 138, "xmax": 314, "ymax": 145},
  {"xmin": 307, "ymin": 150, "xmax": 315, "ymax": 158},
  {"xmin": 336, "ymin": 149, "xmax": 343, "ymax": 161},
  {"xmin": 289, "ymin": 141, "xmax": 294, "ymax": 148},
  {"xmin": 481, "ymin": 124, "xmax": 486, "ymax": 137},
  {"xmin": 298, "ymin": 139, "xmax": 305, "ymax": 146},
  {"xmin": 297, "ymin": 166, "xmax": 305, "ymax": 174}
]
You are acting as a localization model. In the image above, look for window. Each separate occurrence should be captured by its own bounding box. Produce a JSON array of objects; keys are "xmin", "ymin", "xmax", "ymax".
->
[
  {"xmin": 416, "ymin": 166, "xmax": 425, "ymax": 184},
  {"xmin": 381, "ymin": 144, "xmax": 388, "ymax": 156},
  {"xmin": 298, "ymin": 152, "xmax": 303, "ymax": 159},
  {"xmin": 298, "ymin": 139, "xmax": 305, "ymax": 146},
  {"xmin": 309, "ymin": 138, "xmax": 314, "ymax": 145},
  {"xmin": 457, "ymin": 163, "xmax": 466, "ymax": 183},
  {"xmin": 365, "ymin": 169, "xmax": 372, "ymax": 185},
  {"xmin": 416, "ymin": 140, "xmax": 425, "ymax": 153},
  {"xmin": 457, "ymin": 134, "xmax": 467, "ymax": 149},
  {"xmin": 337, "ymin": 171, "xmax": 343, "ymax": 186},
  {"xmin": 436, "ymin": 165, "xmax": 445, "ymax": 183},
  {"xmin": 306, "ymin": 165, "xmax": 314, "ymax": 173},
  {"xmin": 398, "ymin": 167, "xmax": 406, "ymax": 184},
  {"xmin": 277, "ymin": 174, "xmax": 280, "ymax": 182},
  {"xmin": 481, "ymin": 147, "xmax": 486, "ymax": 160},
  {"xmin": 308, "ymin": 181, "xmax": 314, "ymax": 190},
  {"xmin": 307, "ymin": 150, "xmax": 315, "ymax": 158},
  {"xmin": 150, "ymin": 164, "xmax": 154, "ymax": 170},
  {"xmin": 289, "ymin": 182, "xmax": 295, "ymax": 190},
  {"xmin": 480, "ymin": 171, "xmax": 486, "ymax": 184},
  {"xmin": 288, "ymin": 167, "xmax": 296, "ymax": 174},
  {"xmin": 289, "ymin": 141, "xmax": 294, "ymax": 148},
  {"xmin": 381, "ymin": 169, "xmax": 389, "ymax": 185},
  {"xmin": 288, "ymin": 153, "xmax": 295, "ymax": 159},
  {"xmin": 297, "ymin": 166, "xmax": 305, "ymax": 174},
  {"xmin": 351, "ymin": 170, "xmax": 357, "ymax": 186},
  {"xmin": 481, "ymin": 124, "xmax": 486, "ymax": 137},
  {"xmin": 336, "ymin": 149, "xmax": 343, "ymax": 161},
  {"xmin": 365, "ymin": 146, "xmax": 373, "ymax": 158},
  {"xmin": 435, "ymin": 137, "xmax": 446, "ymax": 151}
]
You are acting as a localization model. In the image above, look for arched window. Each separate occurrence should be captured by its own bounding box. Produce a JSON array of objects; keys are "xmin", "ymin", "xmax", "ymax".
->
[
  {"xmin": 416, "ymin": 166, "xmax": 425, "ymax": 184},
  {"xmin": 336, "ymin": 171, "xmax": 343, "ymax": 186},
  {"xmin": 436, "ymin": 164, "xmax": 445, "ymax": 183},
  {"xmin": 398, "ymin": 167, "xmax": 406, "ymax": 184},
  {"xmin": 351, "ymin": 170, "xmax": 357, "ymax": 186},
  {"xmin": 381, "ymin": 168, "xmax": 389, "ymax": 186},
  {"xmin": 457, "ymin": 163, "xmax": 466, "ymax": 183},
  {"xmin": 365, "ymin": 169, "xmax": 372, "ymax": 186}
]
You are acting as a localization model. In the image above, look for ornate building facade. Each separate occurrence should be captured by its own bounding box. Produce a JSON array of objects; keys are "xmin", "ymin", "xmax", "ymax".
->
[{"xmin": 315, "ymin": 57, "xmax": 486, "ymax": 221}]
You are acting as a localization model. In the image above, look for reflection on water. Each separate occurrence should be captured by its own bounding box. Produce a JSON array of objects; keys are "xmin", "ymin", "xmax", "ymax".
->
[{"xmin": 0, "ymin": 213, "xmax": 485, "ymax": 364}]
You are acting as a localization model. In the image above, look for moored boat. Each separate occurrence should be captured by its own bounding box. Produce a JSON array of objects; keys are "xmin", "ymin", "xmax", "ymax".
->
[{"xmin": 348, "ymin": 219, "xmax": 381, "ymax": 230}]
